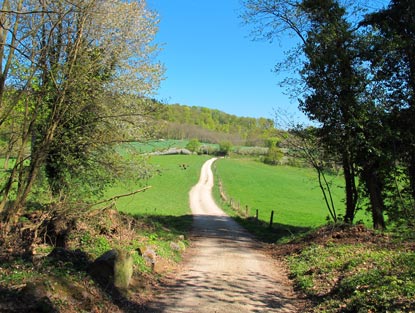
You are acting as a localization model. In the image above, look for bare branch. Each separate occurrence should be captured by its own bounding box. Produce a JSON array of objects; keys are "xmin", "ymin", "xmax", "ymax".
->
[{"xmin": 87, "ymin": 186, "xmax": 152, "ymax": 209}]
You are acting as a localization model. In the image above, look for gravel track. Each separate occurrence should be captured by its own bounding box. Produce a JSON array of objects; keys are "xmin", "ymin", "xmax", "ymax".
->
[{"xmin": 145, "ymin": 158, "xmax": 301, "ymax": 312}]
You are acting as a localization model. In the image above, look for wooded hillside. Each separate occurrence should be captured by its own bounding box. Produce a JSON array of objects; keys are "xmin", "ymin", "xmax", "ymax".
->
[{"xmin": 152, "ymin": 102, "xmax": 280, "ymax": 146}]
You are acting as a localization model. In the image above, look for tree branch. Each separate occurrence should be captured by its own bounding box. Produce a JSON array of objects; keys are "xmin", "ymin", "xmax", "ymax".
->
[{"xmin": 87, "ymin": 186, "xmax": 152, "ymax": 209}]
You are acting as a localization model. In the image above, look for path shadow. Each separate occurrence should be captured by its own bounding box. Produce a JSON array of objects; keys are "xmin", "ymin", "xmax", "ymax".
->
[
  {"xmin": 141, "ymin": 213, "xmax": 305, "ymax": 312},
  {"xmin": 133, "ymin": 213, "xmax": 311, "ymax": 245},
  {"xmin": 132, "ymin": 214, "xmax": 194, "ymax": 235},
  {"xmin": 142, "ymin": 269, "xmax": 299, "ymax": 312},
  {"xmin": 232, "ymin": 216, "xmax": 313, "ymax": 244}
]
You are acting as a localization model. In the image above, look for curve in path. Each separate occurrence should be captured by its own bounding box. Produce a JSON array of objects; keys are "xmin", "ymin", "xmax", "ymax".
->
[{"xmin": 145, "ymin": 158, "xmax": 300, "ymax": 312}]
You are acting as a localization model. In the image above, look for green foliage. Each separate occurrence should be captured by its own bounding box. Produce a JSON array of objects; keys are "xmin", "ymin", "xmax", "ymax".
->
[
  {"xmin": 153, "ymin": 103, "xmax": 280, "ymax": 146},
  {"xmin": 0, "ymin": 0, "xmax": 163, "ymax": 223},
  {"xmin": 185, "ymin": 139, "xmax": 201, "ymax": 153},
  {"xmin": 0, "ymin": 260, "xmax": 37, "ymax": 285},
  {"xmin": 262, "ymin": 146, "xmax": 284, "ymax": 165},
  {"xmin": 78, "ymin": 232, "xmax": 112, "ymax": 258},
  {"xmin": 288, "ymin": 243, "xmax": 415, "ymax": 312},
  {"xmin": 218, "ymin": 141, "xmax": 232, "ymax": 156}
]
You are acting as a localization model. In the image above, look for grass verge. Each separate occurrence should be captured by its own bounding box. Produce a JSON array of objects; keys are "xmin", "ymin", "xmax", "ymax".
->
[{"xmin": 281, "ymin": 225, "xmax": 415, "ymax": 312}]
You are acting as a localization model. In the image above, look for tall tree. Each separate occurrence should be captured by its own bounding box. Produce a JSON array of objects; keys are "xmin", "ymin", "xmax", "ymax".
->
[
  {"xmin": 242, "ymin": 0, "xmax": 390, "ymax": 228},
  {"xmin": 299, "ymin": 0, "xmax": 362, "ymax": 224},
  {"xmin": 0, "ymin": 0, "xmax": 163, "ymax": 225},
  {"xmin": 362, "ymin": 0, "xmax": 415, "ymax": 203}
]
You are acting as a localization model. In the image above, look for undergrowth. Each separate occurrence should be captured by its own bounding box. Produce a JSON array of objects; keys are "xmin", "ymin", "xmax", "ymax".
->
[
  {"xmin": 0, "ymin": 208, "xmax": 189, "ymax": 312},
  {"xmin": 286, "ymin": 230, "xmax": 415, "ymax": 312}
]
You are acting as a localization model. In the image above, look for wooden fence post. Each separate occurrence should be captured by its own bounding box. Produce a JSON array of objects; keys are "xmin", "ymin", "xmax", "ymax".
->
[
  {"xmin": 245, "ymin": 205, "xmax": 249, "ymax": 217},
  {"xmin": 255, "ymin": 209, "xmax": 259, "ymax": 221},
  {"xmin": 269, "ymin": 210, "xmax": 274, "ymax": 229}
]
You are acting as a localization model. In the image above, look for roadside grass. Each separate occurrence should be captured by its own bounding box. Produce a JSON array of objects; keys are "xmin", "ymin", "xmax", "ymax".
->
[
  {"xmin": 107, "ymin": 154, "xmax": 210, "ymax": 217},
  {"xmin": 288, "ymin": 241, "xmax": 415, "ymax": 312},
  {"xmin": 212, "ymin": 158, "xmax": 370, "ymax": 242}
]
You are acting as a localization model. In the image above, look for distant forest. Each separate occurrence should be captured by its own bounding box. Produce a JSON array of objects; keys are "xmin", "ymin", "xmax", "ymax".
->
[{"xmin": 152, "ymin": 103, "xmax": 281, "ymax": 146}]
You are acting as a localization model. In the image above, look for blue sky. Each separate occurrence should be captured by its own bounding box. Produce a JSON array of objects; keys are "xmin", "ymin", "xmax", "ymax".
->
[{"xmin": 147, "ymin": 0, "xmax": 302, "ymax": 121}]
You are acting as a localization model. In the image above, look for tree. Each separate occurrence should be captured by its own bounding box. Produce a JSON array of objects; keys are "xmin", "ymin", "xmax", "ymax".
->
[
  {"xmin": 0, "ymin": 0, "xmax": 163, "ymax": 226},
  {"xmin": 300, "ymin": 0, "xmax": 392, "ymax": 229},
  {"xmin": 218, "ymin": 141, "xmax": 232, "ymax": 156},
  {"xmin": 298, "ymin": 0, "xmax": 364, "ymax": 224},
  {"xmin": 263, "ymin": 137, "xmax": 284, "ymax": 165},
  {"xmin": 242, "ymin": 0, "xmax": 390, "ymax": 229},
  {"xmin": 186, "ymin": 139, "xmax": 201, "ymax": 153},
  {"xmin": 362, "ymin": 0, "xmax": 415, "ymax": 203},
  {"xmin": 288, "ymin": 126, "xmax": 340, "ymax": 222}
]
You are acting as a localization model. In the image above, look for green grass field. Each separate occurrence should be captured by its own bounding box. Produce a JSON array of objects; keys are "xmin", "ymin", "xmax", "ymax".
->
[
  {"xmin": 213, "ymin": 158, "xmax": 369, "ymax": 228},
  {"xmin": 106, "ymin": 154, "xmax": 210, "ymax": 216}
]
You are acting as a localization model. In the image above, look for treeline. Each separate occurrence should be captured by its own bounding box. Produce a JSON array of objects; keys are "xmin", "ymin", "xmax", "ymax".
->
[{"xmin": 151, "ymin": 103, "xmax": 280, "ymax": 146}]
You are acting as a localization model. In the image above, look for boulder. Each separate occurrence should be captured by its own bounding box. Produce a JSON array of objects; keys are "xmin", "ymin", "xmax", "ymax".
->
[
  {"xmin": 89, "ymin": 249, "xmax": 134, "ymax": 292},
  {"xmin": 114, "ymin": 250, "xmax": 134, "ymax": 291}
]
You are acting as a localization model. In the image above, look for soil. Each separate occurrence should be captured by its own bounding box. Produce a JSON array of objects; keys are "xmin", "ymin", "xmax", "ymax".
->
[{"xmin": 142, "ymin": 158, "xmax": 306, "ymax": 312}]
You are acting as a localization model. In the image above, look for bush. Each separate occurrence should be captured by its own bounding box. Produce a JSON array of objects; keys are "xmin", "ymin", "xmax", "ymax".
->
[
  {"xmin": 185, "ymin": 139, "xmax": 201, "ymax": 153},
  {"xmin": 217, "ymin": 141, "xmax": 232, "ymax": 156}
]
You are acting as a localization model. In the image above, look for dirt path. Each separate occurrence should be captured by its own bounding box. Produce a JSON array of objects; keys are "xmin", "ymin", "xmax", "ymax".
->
[{"xmin": 145, "ymin": 158, "xmax": 301, "ymax": 312}]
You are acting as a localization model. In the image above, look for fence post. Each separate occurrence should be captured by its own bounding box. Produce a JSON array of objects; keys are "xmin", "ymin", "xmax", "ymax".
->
[
  {"xmin": 255, "ymin": 209, "xmax": 259, "ymax": 221},
  {"xmin": 245, "ymin": 205, "xmax": 249, "ymax": 217},
  {"xmin": 269, "ymin": 210, "xmax": 274, "ymax": 229}
]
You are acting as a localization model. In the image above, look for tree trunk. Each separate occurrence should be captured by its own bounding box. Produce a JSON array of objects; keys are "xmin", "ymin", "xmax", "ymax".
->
[
  {"xmin": 408, "ymin": 154, "xmax": 415, "ymax": 203},
  {"xmin": 362, "ymin": 166, "xmax": 386, "ymax": 230},
  {"xmin": 343, "ymin": 152, "xmax": 357, "ymax": 223}
]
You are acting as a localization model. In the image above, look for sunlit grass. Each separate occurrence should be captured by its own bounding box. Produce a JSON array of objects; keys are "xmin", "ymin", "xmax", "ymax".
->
[
  {"xmin": 106, "ymin": 154, "xmax": 210, "ymax": 216},
  {"xmin": 213, "ymin": 158, "xmax": 369, "ymax": 228}
]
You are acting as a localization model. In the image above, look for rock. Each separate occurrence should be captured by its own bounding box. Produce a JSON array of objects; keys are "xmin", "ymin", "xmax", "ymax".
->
[
  {"xmin": 89, "ymin": 249, "xmax": 134, "ymax": 291},
  {"xmin": 114, "ymin": 250, "xmax": 134, "ymax": 292},
  {"xmin": 89, "ymin": 250, "xmax": 117, "ymax": 286},
  {"xmin": 170, "ymin": 241, "xmax": 186, "ymax": 252},
  {"xmin": 137, "ymin": 246, "xmax": 157, "ymax": 271}
]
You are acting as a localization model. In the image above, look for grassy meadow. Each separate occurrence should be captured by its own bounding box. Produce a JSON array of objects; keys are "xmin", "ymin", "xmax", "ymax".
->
[
  {"xmin": 214, "ymin": 158, "xmax": 345, "ymax": 226},
  {"xmin": 106, "ymin": 154, "xmax": 210, "ymax": 216}
]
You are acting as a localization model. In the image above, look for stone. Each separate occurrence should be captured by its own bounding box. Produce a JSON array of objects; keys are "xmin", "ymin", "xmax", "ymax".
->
[
  {"xmin": 89, "ymin": 249, "xmax": 134, "ymax": 291},
  {"xmin": 89, "ymin": 250, "xmax": 117, "ymax": 286},
  {"xmin": 113, "ymin": 250, "xmax": 134, "ymax": 291},
  {"xmin": 137, "ymin": 246, "xmax": 157, "ymax": 271}
]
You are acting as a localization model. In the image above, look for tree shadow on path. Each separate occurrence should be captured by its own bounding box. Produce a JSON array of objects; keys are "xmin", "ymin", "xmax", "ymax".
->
[{"xmin": 141, "ymin": 214, "xmax": 306, "ymax": 313}]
